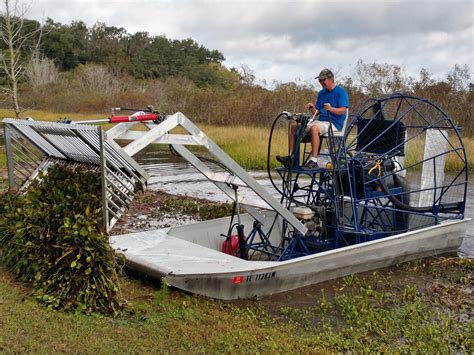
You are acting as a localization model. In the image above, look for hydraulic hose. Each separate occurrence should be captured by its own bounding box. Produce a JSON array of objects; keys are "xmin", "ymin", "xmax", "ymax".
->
[
  {"xmin": 377, "ymin": 175, "xmax": 432, "ymax": 213},
  {"xmin": 377, "ymin": 171, "xmax": 459, "ymax": 214},
  {"xmin": 266, "ymin": 112, "xmax": 292, "ymax": 197}
]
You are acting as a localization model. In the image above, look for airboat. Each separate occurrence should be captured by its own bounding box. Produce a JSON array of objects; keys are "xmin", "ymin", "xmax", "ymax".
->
[{"xmin": 2, "ymin": 94, "xmax": 469, "ymax": 300}]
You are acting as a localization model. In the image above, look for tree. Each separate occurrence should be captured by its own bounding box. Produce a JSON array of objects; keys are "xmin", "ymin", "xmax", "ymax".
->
[
  {"xmin": 42, "ymin": 19, "xmax": 88, "ymax": 71},
  {"xmin": 236, "ymin": 64, "xmax": 256, "ymax": 86},
  {"xmin": 73, "ymin": 63, "xmax": 123, "ymax": 95},
  {"xmin": 26, "ymin": 53, "xmax": 59, "ymax": 87},
  {"xmin": 0, "ymin": 0, "xmax": 41, "ymax": 117},
  {"xmin": 353, "ymin": 60, "xmax": 413, "ymax": 97},
  {"xmin": 88, "ymin": 22, "xmax": 128, "ymax": 74},
  {"xmin": 446, "ymin": 64, "xmax": 471, "ymax": 93}
]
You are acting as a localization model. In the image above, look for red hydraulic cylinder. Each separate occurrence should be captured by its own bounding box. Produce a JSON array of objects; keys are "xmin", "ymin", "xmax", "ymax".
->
[{"xmin": 108, "ymin": 113, "xmax": 160, "ymax": 123}]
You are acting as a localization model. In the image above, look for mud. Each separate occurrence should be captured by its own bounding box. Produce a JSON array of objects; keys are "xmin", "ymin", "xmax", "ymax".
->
[{"xmin": 112, "ymin": 190, "xmax": 201, "ymax": 235}]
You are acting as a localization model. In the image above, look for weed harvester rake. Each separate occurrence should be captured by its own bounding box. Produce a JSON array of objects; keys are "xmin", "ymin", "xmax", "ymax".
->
[{"xmin": 3, "ymin": 107, "xmax": 307, "ymax": 236}]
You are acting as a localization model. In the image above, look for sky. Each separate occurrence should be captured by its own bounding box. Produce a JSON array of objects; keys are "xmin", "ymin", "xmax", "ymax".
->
[{"xmin": 24, "ymin": 0, "xmax": 474, "ymax": 86}]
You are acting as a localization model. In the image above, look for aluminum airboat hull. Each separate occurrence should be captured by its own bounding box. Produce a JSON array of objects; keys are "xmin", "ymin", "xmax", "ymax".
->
[{"xmin": 111, "ymin": 216, "xmax": 468, "ymax": 300}]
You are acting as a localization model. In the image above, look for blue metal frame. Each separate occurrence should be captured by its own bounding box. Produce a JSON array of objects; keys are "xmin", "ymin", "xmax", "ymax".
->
[{"xmin": 246, "ymin": 94, "xmax": 468, "ymax": 261}]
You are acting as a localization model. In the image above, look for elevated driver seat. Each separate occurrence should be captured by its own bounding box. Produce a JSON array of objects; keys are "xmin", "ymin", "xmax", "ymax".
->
[{"xmin": 301, "ymin": 109, "xmax": 349, "ymax": 163}]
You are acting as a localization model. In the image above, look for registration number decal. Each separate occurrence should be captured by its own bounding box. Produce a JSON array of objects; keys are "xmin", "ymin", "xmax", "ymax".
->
[{"xmin": 232, "ymin": 271, "xmax": 276, "ymax": 284}]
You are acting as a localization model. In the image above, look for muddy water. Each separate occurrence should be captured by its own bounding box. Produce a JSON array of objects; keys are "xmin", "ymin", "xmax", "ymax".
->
[{"xmin": 135, "ymin": 150, "xmax": 474, "ymax": 258}]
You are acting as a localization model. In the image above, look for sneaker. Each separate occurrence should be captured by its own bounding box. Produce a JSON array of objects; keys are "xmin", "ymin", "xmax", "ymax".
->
[
  {"xmin": 301, "ymin": 160, "xmax": 319, "ymax": 170},
  {"xmin": 276, "ymin": 155, "xmax": 290, "ymax": 166}
]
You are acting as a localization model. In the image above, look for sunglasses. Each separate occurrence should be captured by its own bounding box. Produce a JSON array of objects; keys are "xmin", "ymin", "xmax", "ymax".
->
[{"xmin": 318, "ymin": 78, "xmax": 326, "ymax": 83}]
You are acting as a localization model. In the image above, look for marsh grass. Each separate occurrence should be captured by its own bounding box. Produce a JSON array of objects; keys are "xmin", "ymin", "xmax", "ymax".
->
[
  {"xmin": 198, "ymin": 124, "xmax": 288, "ymax": 169},
  {"xmin": 0, "ymin": 109, "xmax": 105, "ymax": 121},
  {"xmin": 201, "ymin": 126, "xmax": 474, "ymax": 171},
  {"xmin": 182, "ymin": 124, "xmax": 473, "ymax": 171}
]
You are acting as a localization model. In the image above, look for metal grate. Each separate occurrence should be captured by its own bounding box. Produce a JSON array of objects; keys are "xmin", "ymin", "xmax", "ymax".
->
[{"xmin": 3, "ymin": 119, "xmax": 149, "ymax": 233}]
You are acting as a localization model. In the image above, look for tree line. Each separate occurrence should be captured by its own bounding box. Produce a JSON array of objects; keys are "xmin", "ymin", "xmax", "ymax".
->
[{"xmin": 0, "ymin": 16, "xmax": 232, "ymax": 86}]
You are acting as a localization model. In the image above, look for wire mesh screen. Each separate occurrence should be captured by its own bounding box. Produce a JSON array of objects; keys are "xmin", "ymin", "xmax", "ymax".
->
[{"xmin": 341, "ymin": 94, "xmax": 467, "ymax": 233}]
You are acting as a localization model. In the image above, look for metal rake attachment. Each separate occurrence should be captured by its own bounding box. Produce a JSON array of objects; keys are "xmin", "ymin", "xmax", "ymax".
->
[
  {"xmin": 3, "ymin": 119, "xmax": 148, "ymax": 232},
  {"xmin": 3, "ymin": 111, "xmax": 307, "ymax": 236}
]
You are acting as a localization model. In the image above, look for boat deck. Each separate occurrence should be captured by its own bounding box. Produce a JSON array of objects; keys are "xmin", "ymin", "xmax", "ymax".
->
[{"xmin": 110, "ymin": 230, "xmax": 270, "ymax": 276}]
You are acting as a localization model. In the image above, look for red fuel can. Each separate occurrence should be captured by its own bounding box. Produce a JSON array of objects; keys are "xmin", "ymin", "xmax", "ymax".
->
[{"xmin": 221, "ymin": 235, "xmax": 241, "ymax": 256}]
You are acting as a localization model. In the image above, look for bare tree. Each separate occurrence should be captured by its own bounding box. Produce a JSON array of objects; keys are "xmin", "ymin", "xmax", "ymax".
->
[
  {"xmin": 26, "ymin": 53, "xmax": 59, "ymax": 87},
  {"xmin": 237, "ymin": 64, "xmax": 256, "ymax": 86},
  {"xmin": 74, "ymin": 63, "xmax": 124, "ymax": 95},
  {"xmin": 446, "ymin": 64, "xmax": 471, "ymax": 93},
  {"xmin": 0, "ymin": 0, "xmax": 41, "ymax": 117},
  {"xmin": 353, "ymin": 60, "xmax": 413, "ymax": 97}
]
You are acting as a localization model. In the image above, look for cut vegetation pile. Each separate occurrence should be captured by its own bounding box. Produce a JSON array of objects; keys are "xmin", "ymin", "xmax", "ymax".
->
[{"xmin": 0, "ymin": 165, "xmax": 123, "ymax": 315}]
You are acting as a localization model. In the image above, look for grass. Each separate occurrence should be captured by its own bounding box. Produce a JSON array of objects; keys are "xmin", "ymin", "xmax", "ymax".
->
[
  {"xmin": 198, "ymin": 124, "xmax": 288, "ymax": 169},
  {"xmin": 0, "ymin": 268, "xmax": 319, "ymax": 353},
  {"xmin": 0, "ymin": 258, "xmax": 472, "ymax": 352},
  {"xmin": 0, "ymin": 108, "xmax": 106, "ymax": 121}
]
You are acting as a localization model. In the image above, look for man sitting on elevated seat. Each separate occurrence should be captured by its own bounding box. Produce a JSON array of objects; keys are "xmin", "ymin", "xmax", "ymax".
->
[{"xmin": 277, "ymin": 69, "xmax": 349, "ymax": 170}]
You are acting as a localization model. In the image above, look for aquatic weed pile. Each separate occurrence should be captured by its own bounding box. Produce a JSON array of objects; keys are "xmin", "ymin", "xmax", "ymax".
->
[
  {"xmin": 160, "ymin": 195, "xmax": 234, "ymax": 220},
  {"xmin": 0, "ymin": 165, "xmax": 123, "ymax": 315}
]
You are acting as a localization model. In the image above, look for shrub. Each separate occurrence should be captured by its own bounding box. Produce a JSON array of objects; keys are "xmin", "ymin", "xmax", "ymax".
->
[{"xmin": 0, "ymin": 165, "xmax": 123, "ymax": 315}]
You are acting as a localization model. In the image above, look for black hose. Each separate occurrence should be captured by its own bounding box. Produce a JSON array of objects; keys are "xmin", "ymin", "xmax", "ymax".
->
[
  {"xmin": 237, "ymin": 224, "xmax": 248, "ymax": 260},
  {"xmin": 266, "ymin": 112, "xmax": 292, "ymax": 196},
  {"xmin": 378, "ymin": 174, "xmax": 460, "ymax": 214},
  {"xmin": 377, "ymin": 173, "xmax": 434, "ymax": 213}
]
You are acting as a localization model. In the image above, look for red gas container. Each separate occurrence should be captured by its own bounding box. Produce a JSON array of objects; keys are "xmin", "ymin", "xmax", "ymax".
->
[{"xmin": 221, "ymin": 235, "xmax": 241, "ymax": 256}]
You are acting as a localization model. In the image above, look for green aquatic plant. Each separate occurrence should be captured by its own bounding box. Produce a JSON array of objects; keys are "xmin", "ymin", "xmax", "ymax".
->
[
  {"xmin": 0, "ymin": 165, "xmax": 123, "ymax": 315},
  {"xmin": 160, "ymin": 195, "xmax": 233, "ymax": 220}
]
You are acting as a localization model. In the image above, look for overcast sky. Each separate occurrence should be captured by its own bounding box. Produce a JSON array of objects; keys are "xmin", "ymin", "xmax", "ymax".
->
[{"xmin": 25, "ymin": 0, "xmax": 473, "ymax": 86}]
